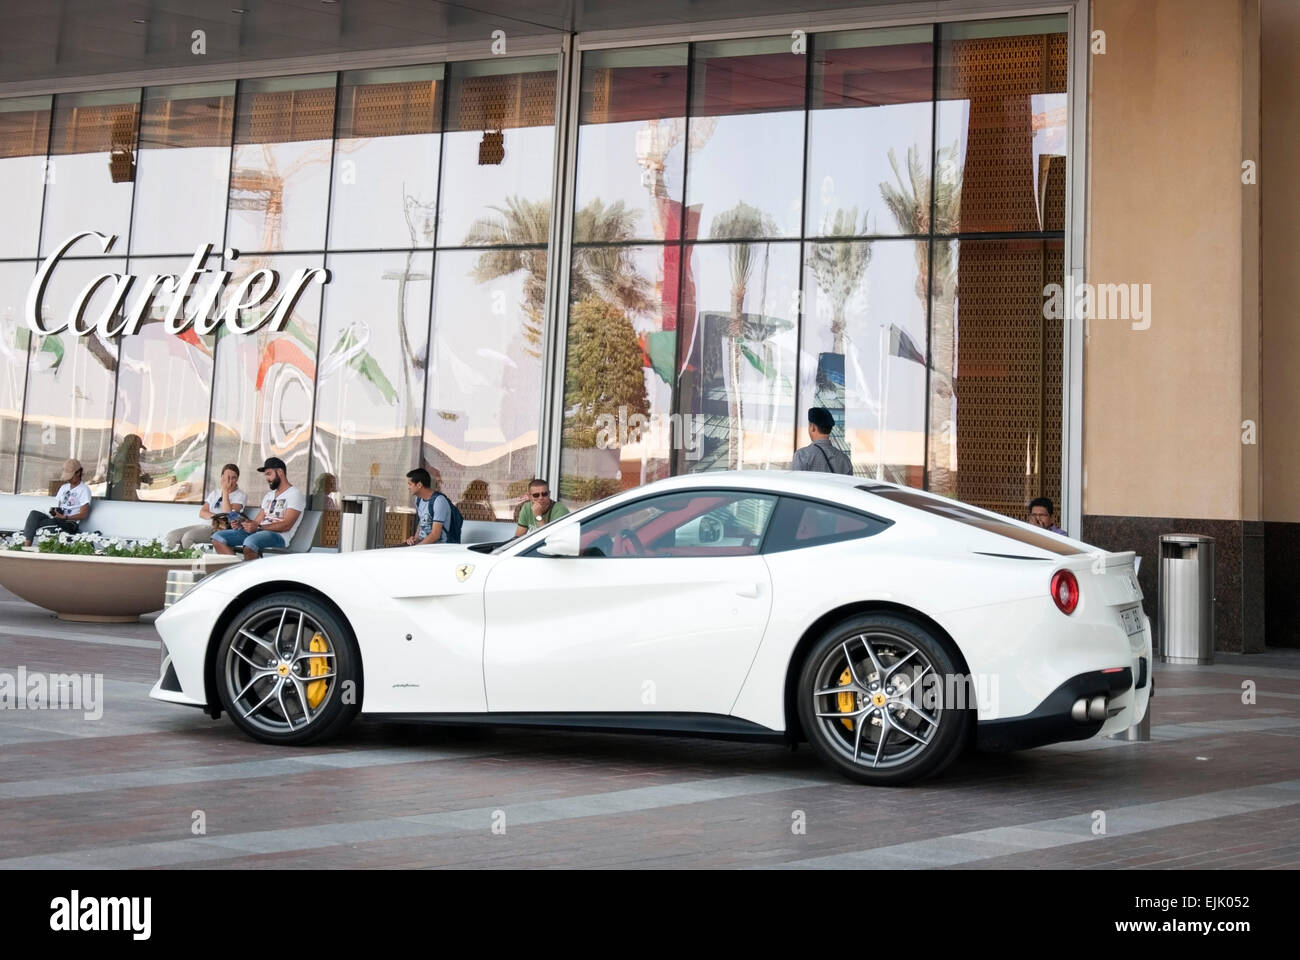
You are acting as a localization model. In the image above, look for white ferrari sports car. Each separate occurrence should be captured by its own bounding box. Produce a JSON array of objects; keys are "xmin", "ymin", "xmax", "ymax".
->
[{"xmin": 153, "ymin": 471, "xmax": 1151, "ymax": 785}]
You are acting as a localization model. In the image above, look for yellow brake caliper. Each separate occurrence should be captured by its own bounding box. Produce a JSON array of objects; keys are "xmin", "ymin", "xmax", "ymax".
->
[
  {"xmin": 837, "ymin": 668, "xmax": 856, "ymax": 731},
  {"xmin": 306, "ymin": 633, "xmax": 329, "ymax": 708}
]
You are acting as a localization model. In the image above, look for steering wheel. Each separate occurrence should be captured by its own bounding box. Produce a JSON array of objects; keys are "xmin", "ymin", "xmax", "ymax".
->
[{"xmin": 617, "ymin": 528, "xmax": 647, "ymax": 557}]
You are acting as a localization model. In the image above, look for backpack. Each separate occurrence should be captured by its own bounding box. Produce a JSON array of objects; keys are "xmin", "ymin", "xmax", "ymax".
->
[{"xmin": 432, "ymin": 491, "xmax": 464, "ymax": 544}]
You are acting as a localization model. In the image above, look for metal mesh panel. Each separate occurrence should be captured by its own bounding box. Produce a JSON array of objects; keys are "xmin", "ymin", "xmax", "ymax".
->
[
  {"xmin": 0, "ymin": 103, "xmax": 50, "ymax": 160},
  {"xmin": 238, "ymin": 87, "xmax": 336, "ymax": 145},
  {"xmin": 50, "ymin": 102, "xmax": 138, "ymax": 156},
  {"xmin": 953, "ymin": 239, "xmax": 1062, "ymax": 518},
  {"xmin": 343, "ymin": 80, "xmax": 440, "ymax": 138},
  {"xmin": 447, "ymin": 70, "xmax": 556, "ymax": 132},
  {"xmin": 945, "ymin": 31, "xmax": 1065, "ymax": 233}
]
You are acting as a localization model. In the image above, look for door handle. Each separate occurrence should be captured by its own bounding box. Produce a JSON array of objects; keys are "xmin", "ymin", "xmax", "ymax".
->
[{"xmin": 734, "ymin": 582, "xmax": 760, "ymax": 598}]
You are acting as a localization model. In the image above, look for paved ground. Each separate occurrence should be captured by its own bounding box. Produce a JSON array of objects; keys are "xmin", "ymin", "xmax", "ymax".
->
[{"xmin": 1, "ymin": 585, "xmax": 1298, "ymax": 869}]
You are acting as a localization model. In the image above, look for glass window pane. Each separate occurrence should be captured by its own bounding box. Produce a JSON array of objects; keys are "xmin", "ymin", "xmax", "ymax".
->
[
  {"xmin": 571, "ymin": 489, "xmax": 776, "ymax": 558},
  {"xmin": 763, "ymin": 496, "xmax": 891, "ymax": 553},
  {"xmin": 806, "ymin": 28, "xmax": 933, "ymax": 238},
  {"xmin": 312, "ymin": 250, "xmax": 431, "ymax": 514},
  {"xmin": 560, "ymin": 244, "xmax": 679, "ymax": 508},
  {"xmin": 328, "ymin": 66, "xmax": 443, "ymax": 251},
  {"xmin": 675, "ymin": 240, "xmax": 799, "ymax": 472},
  {"xmin": 0, "ymin": 262, "xmax": 36, "ymax": 492},
  {"xmin": 17, "ymin": 258, "xmax": 124, "ymax": 495},
  {"xmin": 207, "ymin": 253, "xmax": 326, "ymax": 489},
  {"xmin": 0, "ymin": 96, "xmax": 51, "ymax": 258},
  {"xmin": 131, "ymin": 83, "xmax": 235, "ymax": 256},
  {"xmin": 928, "ymin": 238, "xmax": 1063, "ymax": 519},
  {"xmin": 40, "ymin": 90, "xmax": 140, "ymax": 258},
  {"xmin": 575, "ymin": 46, "xmax": 688, "ymax": 243},
  {"xmin": 861, "ymin": 482, "xmax": 1080, "ymax": 554},
  {"xmin": 687, "ymin": 38, "xmax": 806, "ymax": 240},
  {"xmin": 422, "ymin": 247, "xmax": 544, "ymax": 520},
  {"xmin": 936, "ymin": 16, "xmax": 1068, "ymax": 234},
  {"xmin": 227, "ymin": 75, "xmax": 336, "ymax": 253},
  {"xmin": 800, "ymin": 238, "xmax": 928, "ymax": 484},
  {"xmin": 438, "ymin": 56, "xmax": 558, "ymax": 247},
  {"xmin": 109, "ymin": 256, "xmax": 219, "ymax": 502}
]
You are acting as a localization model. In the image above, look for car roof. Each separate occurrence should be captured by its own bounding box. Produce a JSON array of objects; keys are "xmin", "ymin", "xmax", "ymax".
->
[{"xmin": 552, "ymin": 470, "xmax": 1086, "ymax": 558}]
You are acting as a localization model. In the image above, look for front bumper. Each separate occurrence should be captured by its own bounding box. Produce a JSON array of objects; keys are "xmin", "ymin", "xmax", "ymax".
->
[
  {"xmin": 976, "ymin": 666, "xmax": 1137, "ymax": 751},
  {"xmin": 149, "ymin": 581, "xmax": 234, "ymax": 709}
]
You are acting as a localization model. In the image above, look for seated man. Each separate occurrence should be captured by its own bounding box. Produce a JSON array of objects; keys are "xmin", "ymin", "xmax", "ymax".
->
[
  {"xmin": 165, "ymin": 463, "xmax": 248, "ymax": 549},
  {"xmin": 24, "ymin": 459, "xmax": 92, "ymax": 546},
  {"xmin": 402, "ymin": 467, "xmax": 449, "ymax": 546},
  {"xmin": 212, "ymin": 457, "xmax": 305, "ymax": 560},
  {"xmin": 514, "ymin": 478, "xmax": 569, "ymax": 538}
]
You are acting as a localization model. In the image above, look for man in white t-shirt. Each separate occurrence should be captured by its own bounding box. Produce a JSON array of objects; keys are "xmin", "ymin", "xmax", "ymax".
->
[
  {"xmin": 164, "ymin": 463, "xmax": 249, "ymax": 549},
  {"xmin": 23, "ymin": 458, "xmax": 92, "ymax": 546},
  {"xmin": 212, "ymin": 457, "xmax": 306, "ymax": 560}
]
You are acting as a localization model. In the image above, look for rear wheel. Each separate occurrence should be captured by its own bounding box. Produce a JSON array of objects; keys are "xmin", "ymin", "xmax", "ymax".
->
[
  {"xmin": 216, "ymin": 592, "xmax": 361, "ymax": 745},
  {"xmin": 797, "ymin": 614, "xmax": 970, "ymax": 785}
]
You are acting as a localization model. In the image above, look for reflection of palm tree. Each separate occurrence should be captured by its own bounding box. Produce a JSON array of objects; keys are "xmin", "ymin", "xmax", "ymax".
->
[
  {"xmin": 465, "ymin": 196, "xmax": 651, "ymax": 358},
  {"xmin": 806, "ymin": 208, "xmax": 872, "ymax": 355},
  {"xmin": 571, "ymin": 200, "xmax": 652, "ymax": 315},
  {"xmin": 880, "ymin": 143, "xmax": 963, "ymax": 492},
  {"xmin": 464, "ymin": 195, "xmax": 551, "ymax": 357},
  {"xmin": 710, "ymin": 202, "xmax": 776, "ymax": 469}
]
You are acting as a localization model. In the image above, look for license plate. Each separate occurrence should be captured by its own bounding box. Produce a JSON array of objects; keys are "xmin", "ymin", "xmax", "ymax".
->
[{"xmin": 1120, "ymin": 606, "xmax": 1144, "ymax": 636}]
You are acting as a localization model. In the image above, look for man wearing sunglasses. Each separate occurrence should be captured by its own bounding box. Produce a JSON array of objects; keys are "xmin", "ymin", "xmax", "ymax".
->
[{"xmin": 514, "ymin": 478, "xmax": 569, "ymax": 538}]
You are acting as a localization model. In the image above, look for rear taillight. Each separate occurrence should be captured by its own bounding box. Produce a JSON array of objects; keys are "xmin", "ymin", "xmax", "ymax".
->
[{"xmin": 1051, "ymin": 569, "xmax": 1079, "ymax": 614}]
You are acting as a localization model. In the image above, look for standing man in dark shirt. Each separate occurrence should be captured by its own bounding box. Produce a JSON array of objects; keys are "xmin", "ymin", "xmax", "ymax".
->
[{"xmin": 792, "ymin": 407, "xmax": 853, "ymax": 475}]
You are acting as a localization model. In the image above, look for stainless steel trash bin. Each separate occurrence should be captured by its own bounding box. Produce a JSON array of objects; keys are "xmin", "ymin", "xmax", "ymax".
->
[
  {"xmin": 1158, "ymin": 534, "xmax": 1214, "ymax": 664},
  {"xmin": 339, "ymin": 494, "xmax": 386, "ymax": 552},
  {"xmin": 164, "ymin": 569, "xmax": 202, "ymax": 609}
]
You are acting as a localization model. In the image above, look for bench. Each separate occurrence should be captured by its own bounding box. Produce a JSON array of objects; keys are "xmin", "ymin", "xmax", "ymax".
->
[
  {"xmin": 0, "ymin": 494, "xmax": 201, "ymax": 541},
  {"xmin": 0, "ymin": 494, "xmax": 518, "ymax": 551}
]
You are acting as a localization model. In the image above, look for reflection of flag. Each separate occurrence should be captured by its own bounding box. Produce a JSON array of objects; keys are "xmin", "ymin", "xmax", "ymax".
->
[
  {"xmin": 888, "ymin": 324, "xmax": 925, "ymax": 365},
  {"xmin": 644, "ymin": 330, "xmax": 676, "ymax": 385}
]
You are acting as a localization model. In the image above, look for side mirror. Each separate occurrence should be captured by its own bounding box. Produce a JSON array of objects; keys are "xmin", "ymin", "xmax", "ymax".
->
[{"xmin": 537, "ymin": 524, "xmax": 580, "ymax": 557}]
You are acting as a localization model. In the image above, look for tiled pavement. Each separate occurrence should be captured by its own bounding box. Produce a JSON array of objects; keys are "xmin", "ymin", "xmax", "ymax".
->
[{"xmin": 1, "ymin": 585, "xmax": 1298, "ymax": 869}]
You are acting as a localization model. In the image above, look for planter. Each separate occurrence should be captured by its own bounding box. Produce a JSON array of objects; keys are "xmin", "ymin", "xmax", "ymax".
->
[{"xmin": 0, "ymin": 550, "xmax": 241, "ymax": 622}]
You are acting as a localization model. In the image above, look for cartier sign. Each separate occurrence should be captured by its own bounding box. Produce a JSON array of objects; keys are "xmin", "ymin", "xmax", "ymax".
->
[{"xmin": 25, "ymin": 231, "xmax": 331, "ymax": 337}]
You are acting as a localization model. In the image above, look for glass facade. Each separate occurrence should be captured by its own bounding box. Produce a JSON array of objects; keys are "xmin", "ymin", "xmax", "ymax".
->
[
  {"xmin": 560, "ymin": 16, "xmax": 1066, "ymax": 514},
  {"xmin": 0, "ymin": 13, "xmax": 1068, "ymax": 535}
]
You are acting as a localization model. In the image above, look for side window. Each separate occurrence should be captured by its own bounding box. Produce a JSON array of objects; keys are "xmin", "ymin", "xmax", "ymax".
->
[
  {"xmin": 543, "ymin": 490, "xmax": 777, "ymax": 558},
  {"xmin": 763, "ymin": 497, "xmax": 891, "ymax": 554}
]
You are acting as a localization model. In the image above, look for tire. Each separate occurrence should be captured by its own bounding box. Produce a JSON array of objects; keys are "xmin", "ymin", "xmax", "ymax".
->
[
  {"xmin": 796, "ymin": 614, "xmax": 971, "ymax": 786},
  {"xmin": 215, "ymin": 591, "xmax": 361, "ymax": 745}
]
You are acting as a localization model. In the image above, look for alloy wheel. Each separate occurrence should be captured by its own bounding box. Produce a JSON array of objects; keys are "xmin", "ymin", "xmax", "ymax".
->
[
  {"xmin": 809, "ymin": 631, "xmax": 941, "ymax": 769},
  {"xmin": 223, "ymin": 605, "xmax": 338, "ymax": 736}
]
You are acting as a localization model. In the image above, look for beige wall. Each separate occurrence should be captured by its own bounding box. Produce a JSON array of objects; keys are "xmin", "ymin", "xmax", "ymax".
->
[
  {"xmin": 1085, "ymin": 0, "xmax": 1246, "ymax": 519},
  {"xmin": 1261, "ymin": 0, "xmax": 1300, "ymax": 522}
]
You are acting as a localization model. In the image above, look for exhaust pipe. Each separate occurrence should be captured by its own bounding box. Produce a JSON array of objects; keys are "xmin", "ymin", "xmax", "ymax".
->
[{"xmin": 1072, "ymin": 695, "xmax": 1109, "ymax": 722}]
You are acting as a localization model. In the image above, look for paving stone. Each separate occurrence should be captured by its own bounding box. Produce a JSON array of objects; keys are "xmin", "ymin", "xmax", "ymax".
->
[{"xmin": 2, "ymin": 583, "xmax": 1298, "ymax": 869}]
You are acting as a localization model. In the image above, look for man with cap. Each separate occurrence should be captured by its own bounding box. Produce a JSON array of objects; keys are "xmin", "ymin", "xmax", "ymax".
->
[
  {"xmin": 212, "ymin": 457, "xmax": 306, "ymax": 560},
  {"xmin": 792, "ymin": 407, "xmax": 853, "ymax": 475},
  {"xmin": 23, "ymin": 458, "xmax": 92, "ymax": 546}
]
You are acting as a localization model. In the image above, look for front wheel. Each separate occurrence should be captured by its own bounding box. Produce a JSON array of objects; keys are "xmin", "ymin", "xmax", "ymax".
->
[
  {"xmin": 216, "ymin": 592, "xmax": 361, "ymax": 745},
  {"xmin": 797, "ymin": 614, "xmax": 971, "ymax": 785}
]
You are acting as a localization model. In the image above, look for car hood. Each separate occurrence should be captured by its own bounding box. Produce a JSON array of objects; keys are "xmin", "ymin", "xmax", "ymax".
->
[{"xmin": 192, "ymin": 544, "xmax": 504, "ymax": 600}]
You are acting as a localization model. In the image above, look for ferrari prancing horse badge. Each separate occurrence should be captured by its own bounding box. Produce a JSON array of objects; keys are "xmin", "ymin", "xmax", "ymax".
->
[{"xmin": 455, "ymin": 563, "xmax": 475, "ymax": 582}]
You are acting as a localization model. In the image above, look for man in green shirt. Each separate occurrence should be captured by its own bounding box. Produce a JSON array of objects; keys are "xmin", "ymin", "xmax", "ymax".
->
[{"xmin": 514, "ymin": 477, "xmax": 569, "ymax": 537}]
